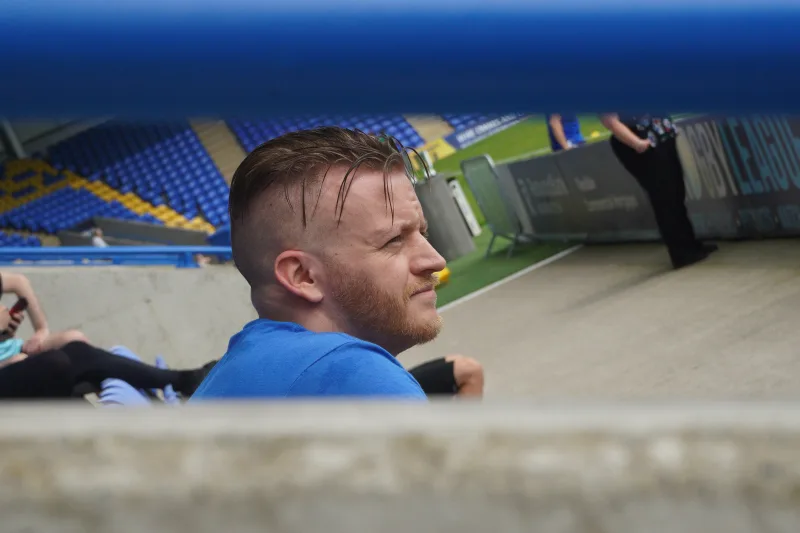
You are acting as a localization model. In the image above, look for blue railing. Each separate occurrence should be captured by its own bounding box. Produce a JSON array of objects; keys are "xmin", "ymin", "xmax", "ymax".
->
[
  {"xmin": 3, "ymin": 1, "xmax": 800, "ymax": 115},
  {"xmin": 0, "ymin": 246, "xmax": 233, "ymax": 269}
]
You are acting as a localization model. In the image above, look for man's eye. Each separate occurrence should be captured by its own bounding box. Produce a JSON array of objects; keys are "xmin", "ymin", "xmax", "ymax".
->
[{"xmin": 385, "ymin": 235, "xmax": 402, "ymax": 246}]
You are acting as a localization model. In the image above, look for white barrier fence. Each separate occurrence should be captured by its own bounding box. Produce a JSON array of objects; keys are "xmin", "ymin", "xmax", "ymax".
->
[{"xmin": 2, "ymin": 401, "xmax": 800, "ymax": 533}]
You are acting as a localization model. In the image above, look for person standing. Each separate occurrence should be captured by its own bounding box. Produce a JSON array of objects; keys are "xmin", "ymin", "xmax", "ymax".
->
[
  {"xmin": 601, "ymin": 114, "xmax": 717, "ymax": 269},
  {"xmin": 547, "ymin": 114, "xmax": 586, "ymax": 152}
]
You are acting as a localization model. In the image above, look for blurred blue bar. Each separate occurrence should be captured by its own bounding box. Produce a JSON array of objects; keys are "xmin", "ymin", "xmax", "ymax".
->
[{"xmin": 1, "ymin": 0, "xmax": 799, "ymax": 116}]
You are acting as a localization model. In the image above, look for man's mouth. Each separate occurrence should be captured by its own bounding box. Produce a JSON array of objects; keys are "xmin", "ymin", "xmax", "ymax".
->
[{"xmin": 411, "ymin": 284, "xmax": 435, "ymax": 296}]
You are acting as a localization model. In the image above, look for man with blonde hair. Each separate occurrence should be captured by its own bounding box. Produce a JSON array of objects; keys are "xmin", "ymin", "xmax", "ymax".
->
[{"xmin": 192, "ymin": 128, "xmax": 459, "ymax": 399}]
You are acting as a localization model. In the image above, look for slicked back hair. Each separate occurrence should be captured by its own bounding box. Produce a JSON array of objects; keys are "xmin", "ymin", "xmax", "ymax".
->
[{"xmin": 228, "ymin": 126, "xmax": 427, "ymax": 285}]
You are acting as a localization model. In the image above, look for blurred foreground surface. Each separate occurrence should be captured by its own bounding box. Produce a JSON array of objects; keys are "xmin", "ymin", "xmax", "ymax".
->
[{"xmin": 1, "ymin": 401, "xmax": 800, "ymax": 533}]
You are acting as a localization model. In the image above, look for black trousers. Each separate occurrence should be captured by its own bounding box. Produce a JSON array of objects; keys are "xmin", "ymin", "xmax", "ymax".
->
[
  {"xmin": 0, "ymin": 341, "xmax": 202, "ymax": 400},
  {"xmin": 611, "ymin": 137, "xmax": 701, "ymax": 262}
]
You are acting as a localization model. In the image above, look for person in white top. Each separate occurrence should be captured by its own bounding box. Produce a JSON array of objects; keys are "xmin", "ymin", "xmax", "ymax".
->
[{"xmin": 90, "ymin": 228, "xmax": 108, "ymax": 248}]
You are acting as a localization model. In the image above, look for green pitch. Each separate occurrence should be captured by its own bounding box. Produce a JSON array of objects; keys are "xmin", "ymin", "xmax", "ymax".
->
[
  {"xmin": 430, "ymin": 115, "xmax": 606, "ymax": 307},
  {"xmin": 435, "ymin": 230, "xmax": 573, "ymax": 308}
]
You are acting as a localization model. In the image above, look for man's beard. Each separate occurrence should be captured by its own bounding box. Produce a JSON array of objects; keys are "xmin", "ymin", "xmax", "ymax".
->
[{"xmin": 326, "ymin": 259, "xmax": 442, "ymax": 354}]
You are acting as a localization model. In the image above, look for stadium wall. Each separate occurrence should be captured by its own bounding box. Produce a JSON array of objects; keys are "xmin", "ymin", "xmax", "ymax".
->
[
  {"xmin": 7, "ymin": 266, "xmax": 255, "ymax": 367},
  {"xmin": 488, "ymin": 115, "xmax": 800, "ymax": 242}
]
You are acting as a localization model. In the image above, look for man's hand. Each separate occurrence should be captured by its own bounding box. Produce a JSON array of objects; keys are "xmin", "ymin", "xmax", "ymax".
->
[
  {"xmin": 22, "ymin": 329, "xmax": 49, "ymax": 355},
  {"xmin": 633, "ymin": 138, "xmax": 652, "ymax": 153}
]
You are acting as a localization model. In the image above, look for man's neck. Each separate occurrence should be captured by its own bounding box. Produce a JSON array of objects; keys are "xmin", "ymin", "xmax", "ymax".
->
[
  {"xmin": 255, "ymin": 298, "xmax": 347, "ymax": 336},
  {"xmin": 284, "ymin": 312, "xmax": 343, "ymax": 336}
]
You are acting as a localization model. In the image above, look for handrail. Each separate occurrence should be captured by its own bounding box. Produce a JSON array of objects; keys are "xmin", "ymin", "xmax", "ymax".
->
[{"xmin": 0, "ymin": 246, "xmax": 233, "ymax": 269}]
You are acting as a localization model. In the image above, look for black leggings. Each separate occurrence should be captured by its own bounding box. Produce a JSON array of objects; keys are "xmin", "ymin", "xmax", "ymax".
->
[
  {"xmin": 409, "ymin": 358, "xmax": 458, "ymax": 396},
  {"xmin": 0, "ymin": 341, "xmax": 205, "ymax": 400}
]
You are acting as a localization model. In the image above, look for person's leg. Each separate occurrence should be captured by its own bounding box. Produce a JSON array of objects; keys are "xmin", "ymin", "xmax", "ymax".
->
[
  {"xmin": 0, "ymin": 350, "xmax": 75, "ymax": 399},
  {"xmin": 59, "ymin": 341, "xmax": 213, "ymax": 396},
  {"xmin": 408, "ymin": 356, "xmax": 484, "ymax": 398},
  {"xmin": 659, "ymin": 139, "xmax": 717, "ymax": 254},
  {"xmin": 646, "ymin": 153, "xmax": 693, "ymax": 257},
  {"xmin": 612, "ymin": 140, "xmax": 707, "ymax": 267},
  {"xmin": 648, "ymin": 143, "xmax": 716, "ymax": 267}
]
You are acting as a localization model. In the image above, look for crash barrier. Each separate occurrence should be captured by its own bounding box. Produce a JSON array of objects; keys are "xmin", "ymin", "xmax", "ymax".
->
[
  {"xmin": 0, "ymin": 245, "xmax": 232, "ymax": 268},
  {"xmin": 3, "ymin": 401, "xmax": 800, "ymax": 533},
  {"xmin": 468, "ymin": 115, "xmax": 800, "ymax": 243},
  {"xmin": 92, "ymin": 217, "xmax": 212, "ymax": 246}
]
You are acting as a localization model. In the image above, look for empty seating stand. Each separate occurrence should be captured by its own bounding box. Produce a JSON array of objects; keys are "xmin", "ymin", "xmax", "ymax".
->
[
  {"xmin": 48, "ymin": 122, "xmax": 230, "ymax": 227},
  {"xmin": 228, "ymin": 115, "xmax": 425, "ymax": 153},
  {"xmin": 441, "ymin": 114, "xmax": 505, "ymax": 132},
  {"xmin": 0, "ymin": 187, "xmax": 156, "ymax": 234},
  {"xmin": 0, "ymin": 231, "xmax": 41, "ymax": 247},
  {"xmin": 0, "ymin": 159, "xmax": 74, "ymax": 241}
]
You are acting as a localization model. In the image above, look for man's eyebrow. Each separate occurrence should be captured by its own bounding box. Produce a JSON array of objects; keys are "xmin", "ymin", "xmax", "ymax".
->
[
  {"xmin": 371, "ymin": 223, "xmax": 397, "ymax": 240},
  {"xmin": 372, "ymin": 217, "xmax": 427, "ymax": 240}
]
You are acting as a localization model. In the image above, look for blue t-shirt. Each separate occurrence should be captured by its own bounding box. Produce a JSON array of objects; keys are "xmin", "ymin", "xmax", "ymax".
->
[
  {"xmin": 190, "ymin": 319, "xmax": 427, "ymax": 400},
  {"xmin": 547, "ymin": 114, "xmax": 585, "ymax": 152}
]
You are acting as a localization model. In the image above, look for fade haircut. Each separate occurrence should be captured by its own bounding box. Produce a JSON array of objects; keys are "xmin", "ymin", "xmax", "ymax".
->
[{"xmin": 228, "ymin": 126, "xmax": 427, "ymax": 286}]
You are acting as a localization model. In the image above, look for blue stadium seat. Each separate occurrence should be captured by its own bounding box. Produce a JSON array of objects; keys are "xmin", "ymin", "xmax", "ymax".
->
[
  {"xmin": 47, "ymin": 121, "xmax": 230, "ymax": 227},
  {"xmin": 441, "ymin": 114, "xmax": 505, "ymax": 132},
  {"xmin": 0, "ymin": 230, "xmax": 41, "ymax": 247},
  {"xmin": 227, "ymin": 115, "xmax": 424, "ymax": 153},
  {"xmin": 0, "ymin": 187, "xmax": 154, "ymax": 234}
]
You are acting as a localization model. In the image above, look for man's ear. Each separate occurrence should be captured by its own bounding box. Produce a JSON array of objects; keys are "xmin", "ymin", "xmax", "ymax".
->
[{"xmin": 273, "ymin": 250, "xmax": 324, "ymax": 303}]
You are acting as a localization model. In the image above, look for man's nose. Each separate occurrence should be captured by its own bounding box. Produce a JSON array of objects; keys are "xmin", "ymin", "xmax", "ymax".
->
[{"xmin": 412, "ymin": 237, "xmax": 446, "ymax": 275}]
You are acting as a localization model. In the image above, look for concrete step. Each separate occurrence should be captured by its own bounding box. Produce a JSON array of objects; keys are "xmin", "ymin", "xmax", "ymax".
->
[
  {"xmin": 190, "ymin": 120, "xmax": 247, "ymax": 185},
  {"xmin": 404, "ymin": 115, "xmax": 454, "ymax": 144},
  {"xmin": 1, "ymin": 402, "xmax": 799, "ymax": 533}
]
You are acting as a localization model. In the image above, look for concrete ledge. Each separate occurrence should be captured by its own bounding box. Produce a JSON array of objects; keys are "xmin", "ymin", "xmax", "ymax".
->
[{"xmin": 2, "ymin": 401, "xmax": 800, "ymax": 532}]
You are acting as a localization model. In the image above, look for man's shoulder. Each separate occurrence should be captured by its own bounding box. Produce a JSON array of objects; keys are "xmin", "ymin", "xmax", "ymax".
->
[
  {"xmin": 288, "ymin": 337, "xmax": 424, "ymax": 398},
  {"xmin": 218, "ymin": 318, "xmax": 397, "ymax": 381},
  {"xmin": 192, "ymin": 319, "xmax": 422, "ymax": 400},
  {"xmin": 232, "ymin": 318, "xmax": 374, "ymax": 357}
]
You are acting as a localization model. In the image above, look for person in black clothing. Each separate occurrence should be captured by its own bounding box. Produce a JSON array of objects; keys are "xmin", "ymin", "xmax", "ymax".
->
[
  {"xmin": 0, "ymin": 340, "xmax": 215, "ymax": 400},
  {"xmin": 601, "ymin": 114, "xmax": 717, "ymax": 269}
]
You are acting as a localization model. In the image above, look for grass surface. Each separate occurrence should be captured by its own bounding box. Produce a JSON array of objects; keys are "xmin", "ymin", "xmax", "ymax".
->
[
  {"xmin": 432, "ymin": 115, "xmax": 608, "ymax": 226},
  {"xmin": 433, "ymin": 115, "xmax": 607, "ymax": 175},
  {"xmin": 435, "ymin": 229, "xmax": 574, "ymax": 308},
  {"xmin": 427, "ymin": 114, "xmax": 691, "ymax": 305},
  {"xmin": 425, "ymin": 115, "xmax": 600, "ymax": 306}
]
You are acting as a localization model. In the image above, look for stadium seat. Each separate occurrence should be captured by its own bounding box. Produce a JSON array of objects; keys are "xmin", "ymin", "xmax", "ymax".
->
[
  {"xmin": 0, "ymin": 231, "xmax": 41, "ymax": 247},
  {"xmin": 228, "ymin": 115, "xmax": 425, "ymax": 153},
  {"xmin": 48, "ymin": 121, "xmax": 230, "ymax": 227},
  {"xmin": 441, "ymin": 114, "xmax": 505, "ymax": 132},
  {"xmin": 0, "ymin": 187, "xmax": 154, "ymax": 234}
]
